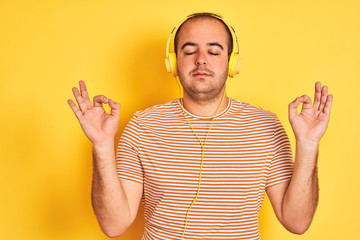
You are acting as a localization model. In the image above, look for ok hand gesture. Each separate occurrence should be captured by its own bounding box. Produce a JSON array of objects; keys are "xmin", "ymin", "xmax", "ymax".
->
[
  {"xmin": 67, "ymin": 81, "xmax": 121, "ymax": 145},
  {"xmin": 288, "ymin": 82, "xmax": 333, "ymax": 144}
]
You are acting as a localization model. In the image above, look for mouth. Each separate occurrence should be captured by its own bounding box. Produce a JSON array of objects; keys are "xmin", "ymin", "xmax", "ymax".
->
[{"xmin": 193, "ymin": 72, "xmax": 211, "ymax": 77}]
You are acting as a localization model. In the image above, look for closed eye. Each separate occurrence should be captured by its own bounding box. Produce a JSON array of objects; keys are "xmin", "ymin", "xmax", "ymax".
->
[{"xmin": 184, "ymin": 52, "xmax": 220, "ymax": 56}]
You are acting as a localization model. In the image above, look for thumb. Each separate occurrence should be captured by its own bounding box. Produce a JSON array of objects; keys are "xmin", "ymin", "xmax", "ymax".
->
[{"xmin": 108, "ymin": 99, "xmax": 121, "ymax": 118}]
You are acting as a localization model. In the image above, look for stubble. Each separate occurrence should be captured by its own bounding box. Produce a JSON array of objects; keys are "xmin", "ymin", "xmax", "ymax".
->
[{"xmin": 178, "ymin": 67, "xmax": 229, "ymax": 104}]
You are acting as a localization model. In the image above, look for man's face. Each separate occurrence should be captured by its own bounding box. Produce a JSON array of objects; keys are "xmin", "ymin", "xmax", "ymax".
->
[{"xmin": 176, "ymin": 18, "xmax": 230, "ymax": 103}]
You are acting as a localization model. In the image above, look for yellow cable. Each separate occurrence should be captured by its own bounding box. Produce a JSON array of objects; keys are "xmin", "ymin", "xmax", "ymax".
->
[{"xmin": 179, "ymin": 83, "xmax": 227, "ymax": 240}]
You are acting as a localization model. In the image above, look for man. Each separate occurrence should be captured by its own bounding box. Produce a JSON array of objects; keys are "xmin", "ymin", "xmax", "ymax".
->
[{"xmin": 68, "ymin": 12, "xmax": 333, "ymax": 239}]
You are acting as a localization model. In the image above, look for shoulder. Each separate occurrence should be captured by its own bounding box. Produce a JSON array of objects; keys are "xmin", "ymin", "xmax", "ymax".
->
[
  {"xmin": 229, "ymin": 98, "xmax": 277, "ymax": 120},
  {"xmin": 133, "ymin": 99, "xmax": 182, "ymax": 124},
  {"xmin": 227, "ymin": 99, "xmax": 283, "ymax": 136}
]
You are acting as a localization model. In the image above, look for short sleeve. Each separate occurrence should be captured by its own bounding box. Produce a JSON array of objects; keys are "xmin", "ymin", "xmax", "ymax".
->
[
  {"xmin": 266, "ymin": 117, "xmax": 294, "ymax": 188},
  {"xmin": 116, "ymin": 113, "xmax": 144, "ymax": 184}
]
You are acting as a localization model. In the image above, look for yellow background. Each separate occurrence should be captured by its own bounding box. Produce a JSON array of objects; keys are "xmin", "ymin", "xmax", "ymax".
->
[{"xmin": 0, "ymin": 0, "xmax": 359, "ymax": 239}]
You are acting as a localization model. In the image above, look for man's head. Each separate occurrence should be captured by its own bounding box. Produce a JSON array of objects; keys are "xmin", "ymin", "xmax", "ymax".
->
[
  {"xmin": 174, "ymin": 13, "xmax": 233, "ymax": 58},
  {"xmin": 174, "ymin": 13, "xmax": 233, "ymax": 103}
]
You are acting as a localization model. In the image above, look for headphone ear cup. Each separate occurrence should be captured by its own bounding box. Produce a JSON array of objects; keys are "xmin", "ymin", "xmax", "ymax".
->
[
  {"xmin": 168, "ymin": 52, "xmax": 177, "ymax": 77},
  {"xmin": 165, "ymin": 57, "xmax": 171, "ymax": 74},
  {"xmin": 228, "ymin": 52, "xmax": 241, "ymax": 78}
]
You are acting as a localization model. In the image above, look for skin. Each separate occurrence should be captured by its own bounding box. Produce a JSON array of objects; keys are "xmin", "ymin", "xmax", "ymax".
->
[{"xmin": 68, "ymin": 17, "xmax": 333, "ymax": 237}]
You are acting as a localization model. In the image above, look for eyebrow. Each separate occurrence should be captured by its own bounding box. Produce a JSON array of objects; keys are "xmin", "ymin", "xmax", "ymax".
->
[
  {"xmin": 181, "ymin": 42, "xmax": 224, "ymax": 50},
  {"xmin": 181, "ymin": 42, "xmax": 196, "ymax": 50},
  {"xmin": 208, "ymin": 42, "xmax": 224, "ymax": 50}
]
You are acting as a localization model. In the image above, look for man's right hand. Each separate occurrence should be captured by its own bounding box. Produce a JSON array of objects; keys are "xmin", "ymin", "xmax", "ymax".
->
[
  {"xmin": 67, "ymin": 80, "xmax": 121, "ymax": 145},
  {"xmin": 68, "ymin": 81, "xmax": 142, "ymax": 238}
]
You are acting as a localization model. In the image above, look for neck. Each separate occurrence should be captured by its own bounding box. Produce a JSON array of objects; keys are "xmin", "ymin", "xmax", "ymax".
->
[{"xmin": 181, "ymin": 90, "xmax": 228, "ymax": 117}]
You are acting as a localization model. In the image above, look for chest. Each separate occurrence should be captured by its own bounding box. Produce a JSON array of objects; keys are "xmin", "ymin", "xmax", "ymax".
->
[{"xmin": 138, "ymin": 119, "xmax": 275, "ymax": 195}]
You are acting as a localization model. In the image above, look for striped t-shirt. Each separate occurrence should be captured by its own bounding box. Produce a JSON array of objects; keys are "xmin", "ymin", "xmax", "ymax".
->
[{"xmin": 116, "ymin": 98, "xmax": 294, "ymax": 240}]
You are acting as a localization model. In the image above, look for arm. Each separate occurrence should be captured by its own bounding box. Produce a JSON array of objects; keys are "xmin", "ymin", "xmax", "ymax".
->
[
  {"xmin": 266, "ymin": 82, "xmax": 333, "ymax": 234},
  {"xmin": 68, "ymin": 81, "xmax": 143, "ymax": 237}
]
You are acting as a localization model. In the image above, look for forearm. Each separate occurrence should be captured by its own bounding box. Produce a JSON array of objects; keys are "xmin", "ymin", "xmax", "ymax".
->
[
  {"xmin": 91, "ymin": 141, "xmax": 132, "ymax": 237},
  {"xmin": 282, "ymin": 139, "xmax": 319, "ymax": 234}
]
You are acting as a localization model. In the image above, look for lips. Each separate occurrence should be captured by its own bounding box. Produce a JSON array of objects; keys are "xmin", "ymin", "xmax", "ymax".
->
[{"xmin": 193, "ymin": 72, "xmax": 210, "ymax": 76}]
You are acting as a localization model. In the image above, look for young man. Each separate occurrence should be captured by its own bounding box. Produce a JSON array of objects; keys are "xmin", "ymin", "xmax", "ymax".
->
[{"xmin": 68, "ymin": 13, "xmax": 333, "ymax": 240}]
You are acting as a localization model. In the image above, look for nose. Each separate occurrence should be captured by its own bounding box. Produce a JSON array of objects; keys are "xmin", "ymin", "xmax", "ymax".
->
[{"xmin": 195, "ymin": 51, "xmax": 207, "ymax": 66}]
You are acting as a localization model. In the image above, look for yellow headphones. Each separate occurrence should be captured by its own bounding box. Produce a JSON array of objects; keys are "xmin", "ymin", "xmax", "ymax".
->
[{"xmin": 165, "ymin": 15, "xmax": 241, "ymax": 78}]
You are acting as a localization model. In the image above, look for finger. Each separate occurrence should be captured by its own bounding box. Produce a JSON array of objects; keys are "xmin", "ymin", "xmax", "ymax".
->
[
  {"xmin": 288, "ymin": 97, "xmax": 301, "ymax": 120},
  {"xmin": 313, "ymin": 82, "xmax": 322, "ymax": 110},
  {"xmin": 108, "ymin": 99, "xmax": 121, "ymax": 119},
  {"xmin": 299, "ymin": 94, "xmax": 312, "ymax": 110},
  {"xmin": 323, "ymin": 94, "xmax": 333, "ymax": 115},
  {"xmin": 72, "ymin": 87, "xmax": 89, "ymax": 113},
  {"xmin": 67, "ymin": 99, "xmax": 83, "ymax": 120},
  {"xmin": 319, "ymin": 85, "xmax": 328, "ymax": 112},
  {"xmin": 79, "ymin": 80, "xmax": 93, "ymax": 109},
  {"xmin": 93, "ymin": 95, "xmax": 109, "ymax": 107}
]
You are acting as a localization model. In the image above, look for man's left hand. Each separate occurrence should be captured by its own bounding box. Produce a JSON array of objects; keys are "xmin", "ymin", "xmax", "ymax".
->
[{"xmin": 288, "ymin": 82, "xmax": 333, "ymax": 143}]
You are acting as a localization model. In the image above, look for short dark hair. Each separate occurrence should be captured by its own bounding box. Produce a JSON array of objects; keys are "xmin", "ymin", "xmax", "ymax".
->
[{"xmin": 174, "ymin": 12, "xmax": 233, "ymax": 57}]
